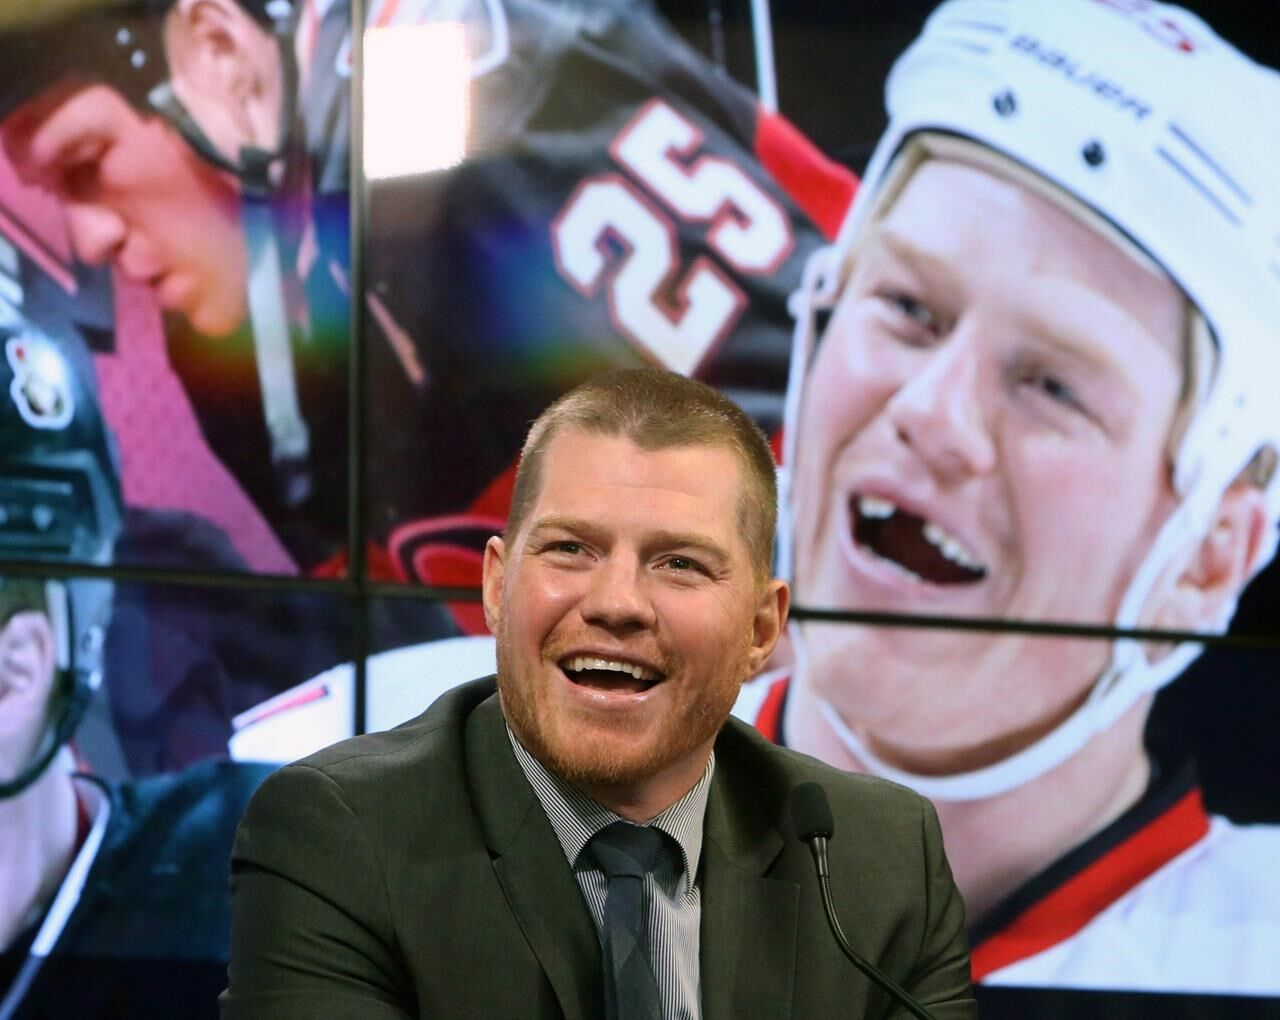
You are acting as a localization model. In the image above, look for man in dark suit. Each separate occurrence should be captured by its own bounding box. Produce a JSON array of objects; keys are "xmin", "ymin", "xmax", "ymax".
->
[{"xmin": 221, "ymin": 368, "xmax": 976, "ymax": 1018}]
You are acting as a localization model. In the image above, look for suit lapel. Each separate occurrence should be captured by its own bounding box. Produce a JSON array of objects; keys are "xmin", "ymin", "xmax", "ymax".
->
[
  {"xmin": 465, "ymin": 693, "xmax": 603, "ymax": 1020},
  {"xmin": 700, "ymin": 762, "xmax": 800, "ymax": 1020}
]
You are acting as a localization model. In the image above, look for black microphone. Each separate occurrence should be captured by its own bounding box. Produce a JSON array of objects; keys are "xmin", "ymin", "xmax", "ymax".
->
[{"xmin": 790, "ymin": 782, "xmax": 939, "ymax": 1020}]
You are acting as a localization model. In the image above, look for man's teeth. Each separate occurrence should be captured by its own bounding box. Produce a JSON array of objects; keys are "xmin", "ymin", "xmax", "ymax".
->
[
  {"xmin": 564, "ymin": 656, "xmax": 658, "ymax": 682},
  {"xmin": 856, "ymin": 495, "xmax": 985, "ymax": 571},
  {"xmin": 922, "ymin": 521, "xmax": 984, "ymax": 571},
  {"xmin": 859, "ymin": 495, "xmax": 895, "ymax": 519}
]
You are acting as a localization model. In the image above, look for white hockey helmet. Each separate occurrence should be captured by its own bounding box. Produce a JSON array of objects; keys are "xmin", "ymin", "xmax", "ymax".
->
[{"xmin": 783, "ymin": 0, "xmax": 1280, "ymax": 800}]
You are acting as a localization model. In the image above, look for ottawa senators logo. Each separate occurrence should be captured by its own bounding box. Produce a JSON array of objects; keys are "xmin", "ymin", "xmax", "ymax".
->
[{"xmin": 6, "ymin": 334, "xmax": 74, "ymax": 430}]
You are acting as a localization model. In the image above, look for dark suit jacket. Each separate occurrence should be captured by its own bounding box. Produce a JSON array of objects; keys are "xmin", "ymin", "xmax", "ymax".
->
[{"xmin": 221, "ymin": 678, "xmax": 976, "ymax": 1018}]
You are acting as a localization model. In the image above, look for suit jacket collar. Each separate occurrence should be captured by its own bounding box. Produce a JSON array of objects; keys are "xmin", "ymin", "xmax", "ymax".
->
[{"xmin": 700, "ymin": 722, "xmax": 801, "ymax": 1020}]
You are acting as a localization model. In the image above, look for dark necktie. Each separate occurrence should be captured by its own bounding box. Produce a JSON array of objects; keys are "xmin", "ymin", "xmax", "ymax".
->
[{"xmin": 589, "ymin": 822, "xmax": 669, "ymax": 1020}]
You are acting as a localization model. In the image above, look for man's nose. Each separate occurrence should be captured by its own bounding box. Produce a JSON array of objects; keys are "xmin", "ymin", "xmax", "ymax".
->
[
  {"xmin": 579, "ymin": 554, "xmax": 657, "ymax": 631},
  {"xmin": 887, "ymin": 324, "xmax": 996, "ymax": 484},
  {"xmin": 64, "ymin": 202, "xmax": 127, "ymax": 266}
]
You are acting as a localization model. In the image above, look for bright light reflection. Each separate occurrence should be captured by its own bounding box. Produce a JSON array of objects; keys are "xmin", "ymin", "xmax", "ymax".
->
[{"xmin": 364, "ymin": 22, "xmax": 470, "ymax": 179}]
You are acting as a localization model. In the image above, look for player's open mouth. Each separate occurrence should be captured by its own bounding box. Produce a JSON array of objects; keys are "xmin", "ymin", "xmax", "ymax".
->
[
  {"xmin": 850, "ymin": 494, "xmax": 987, "ymax": 585},
  {"xmin": 560, "ymin": 656, "xmax": 664, "ymax": 694}
]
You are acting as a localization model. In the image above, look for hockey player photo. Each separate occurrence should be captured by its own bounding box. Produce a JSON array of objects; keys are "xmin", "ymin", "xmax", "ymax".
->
[
  {"xmin": 0, "ymin": 0, "xmax": 351, "ymax": 576},
  {"xmin": 0, "ymin": 572, "xmax": 273, "ymax": 1020},
  {"xmin": 736, "ymin": 0, "xmax": 1280, "ymax": 1004}
]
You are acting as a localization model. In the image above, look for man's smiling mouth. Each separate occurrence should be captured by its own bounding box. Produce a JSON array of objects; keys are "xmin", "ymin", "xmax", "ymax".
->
[
  {"xmin": 560, "ymin": 656, "xmax": 664, "ymax": 694},
  {"xmin": 850, "ymin": 494, "xmax": 988, "ymax": 585}
]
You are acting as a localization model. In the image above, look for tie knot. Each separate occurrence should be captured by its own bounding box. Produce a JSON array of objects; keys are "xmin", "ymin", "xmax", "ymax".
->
[{"xmin": 589, "ymin": 822, "xmax": 669, "ymax": 879}]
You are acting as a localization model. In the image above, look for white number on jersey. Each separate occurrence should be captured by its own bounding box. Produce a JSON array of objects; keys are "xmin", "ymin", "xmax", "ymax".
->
[{"xmin": 551, "ymin": 98, "xmax": 794, "ymax": 375}]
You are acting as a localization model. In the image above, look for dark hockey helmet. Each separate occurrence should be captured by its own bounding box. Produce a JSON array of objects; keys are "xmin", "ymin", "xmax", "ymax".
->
[
  {"xmin": 0, "ymin": 233, "xmax": 122, "ymax": 798},
  {"xmin": 0, "ymin": 0, "xmax": 297, "ymax": 189}
]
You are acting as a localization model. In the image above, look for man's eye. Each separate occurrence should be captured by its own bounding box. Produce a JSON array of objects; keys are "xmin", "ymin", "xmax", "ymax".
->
[
  {"xmin": 662, "ymin": 556, "xmax": 703, "ymax": 574},
  {"xmin": 549, "ymin": 541, "xmax": 582, "ymax": 555},
  {"xmin": 1020, "ymin": 368, "xmax": 1080, "ymax": 409},
  {"xmin": 1035, "ymin": 375, "xmax": 1075, "ymax": 405},
  {"xmin": 876, "ymin": 290, "xmax": 939, "ymax": 338},
  {"xmin": 1014, "ymin": 365, "xmax": 1097, "ymax": 425}
]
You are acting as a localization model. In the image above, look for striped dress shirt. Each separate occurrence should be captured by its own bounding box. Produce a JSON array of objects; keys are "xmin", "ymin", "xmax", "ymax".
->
[{"xmin": 508, "ymin": 728, "xmax": 712, "ymax": 1020}]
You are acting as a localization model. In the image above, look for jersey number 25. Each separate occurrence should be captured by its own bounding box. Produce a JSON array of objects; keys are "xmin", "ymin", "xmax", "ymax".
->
[{"xmin": 552, "ymin": 98, "xmax": 794, "ymax": 375}]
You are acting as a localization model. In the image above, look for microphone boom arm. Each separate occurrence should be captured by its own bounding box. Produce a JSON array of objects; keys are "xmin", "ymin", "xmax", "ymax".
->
[
  {"xmin": 811, "ymin": 837, "xmax": 937, "ymax": 1020},
  {"xmin": 792, "ymin": 782, "xmax": 939, "ymax": 1020}
]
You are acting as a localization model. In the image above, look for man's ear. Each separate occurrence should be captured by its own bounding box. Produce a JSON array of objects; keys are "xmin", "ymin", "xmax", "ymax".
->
[
  {"xmin": 165, "ymin": 0, "xmax": 284, "ymax": 156},
  {"xmin": 170, "ymin": 0, "xmax": 256, "ymax": 97},
  {"xmin": 481, "ymin": 536, "xmax": 507, "ymax": 636},
  {"xmin": 0, "ymin": 611, "xmax": 58, "ymax": 713},
  {"xmin": 1147, "ymin": 482, "xmax": 1269, "ymax": 634},
  {"xmin": 745, "ymin": 579, "xmax": 790, "ymax": 676}
]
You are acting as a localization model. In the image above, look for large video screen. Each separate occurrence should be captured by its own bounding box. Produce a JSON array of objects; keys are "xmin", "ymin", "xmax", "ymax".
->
[{"xmin": 1, "ymin": 0, "xmax": 1277, "ymax": 1017}]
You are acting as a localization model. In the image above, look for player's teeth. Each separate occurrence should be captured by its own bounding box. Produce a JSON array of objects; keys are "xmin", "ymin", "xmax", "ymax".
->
[
  {"xmin": 566, "ymin": 657, "xmax": 656, "ymax": 681},
  {"xmin": 859, "ymin": 495, "xmax": 895, "ymax": 519},
  {"xmin": 922, "ymin": 522, "xmax": 983, "ymax": 570}
]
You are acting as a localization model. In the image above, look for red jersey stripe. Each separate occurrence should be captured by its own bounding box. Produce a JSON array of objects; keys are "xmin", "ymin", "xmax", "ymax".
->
[
  {"xmin": 754, "ymin": 674, "xmax": 790, "ymax": 743},
  {"xmin": 971, "ymin": 787, "xmax": 1211, "ymax": 980},
  {"xmin": 754, "ymin": 110, "xmax": 858, "ymax": 241}
]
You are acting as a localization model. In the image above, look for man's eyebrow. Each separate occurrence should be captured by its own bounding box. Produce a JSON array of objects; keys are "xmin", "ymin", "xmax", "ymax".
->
[
  {"xmin": 39, "ymin": 129, "xmax": 105, "ymax": 176},
  {"xmin": 866, "ymin": 224, "xmax": 956, "ymax": 278},
  {"xmin": 15, "ymin": 102, "xmax": 106, "ymax": 178},
  {"xmin": 527, "ymin": 514, "xmax": 602, "ymax": 539},
  {"xmin": 528, "ymin": 516, "xmax": 732, "ymax": 564},
  {"xmin": 1021, "ymin": 281, "xmax": 1165, "ymax": 380},
  {"xmin": 645, "ymin": 529, "xmax": 732, "ymax": 565}
]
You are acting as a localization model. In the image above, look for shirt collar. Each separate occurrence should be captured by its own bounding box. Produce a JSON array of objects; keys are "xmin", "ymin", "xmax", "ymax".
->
[{"xmin": 507, "ymin": 725, "xmax": 713, "ymax": 896}]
